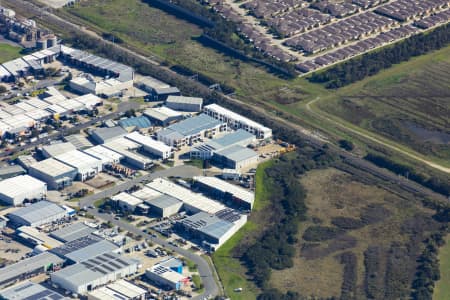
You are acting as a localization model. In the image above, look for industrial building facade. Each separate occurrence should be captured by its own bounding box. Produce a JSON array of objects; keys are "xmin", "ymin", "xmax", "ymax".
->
[
  {"xmin": 0, "ymin": 175, "xmax": 47, "ymax": 206},
  {"xmin": 204, "ymin": 104, "xmax": 272, "ymax": 139},
  {"xmin": 51, "ymin": 252, "xmax": 140, "ymax": 294},
  {"xmin": 28, "ymin": 158, "xmax": 77, "ymax": 190}
]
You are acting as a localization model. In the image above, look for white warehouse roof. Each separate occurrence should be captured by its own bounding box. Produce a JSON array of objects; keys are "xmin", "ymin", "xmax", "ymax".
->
[
  {"xmin": 146, "ymin": 178, "xmax": 226, "ymax": 214},
  {"xmin": 194, "ymin": 176, "xmax": 254, "ymax": 207},
  {"xmin": 42, "ymin": 142, "xmax": 77, "ymax": 158},
  {"xmin": 55, "ymin": 150, "xmax": 102, "ymax": 173},
  {"xmin": 125, "ymin": 132, "xmax": 172, "ymax": 153},
  {"xmin": 8, "ymin": 201, "xmax": 66, "ymax": 226},
  {"xmin": 0, "ymin": 175, "xmax": 46, "ymax": 200},
  {"xmin": 83, "ymin": 145, "xmax": 124, "ymax": 164},
  {"xmin": 30, "ymin": 158, "xmax": 76, "ymax": 177},
  {"xmin": 111, "ymin": 192, "xmax": 143, "ymax": 207}
]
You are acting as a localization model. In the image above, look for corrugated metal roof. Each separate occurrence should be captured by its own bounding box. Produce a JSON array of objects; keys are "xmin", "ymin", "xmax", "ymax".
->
[
  {"xmin": 8, "ymin": 201, "xmax": 66, "ymax": 225},
  {"xmin": 215, "ymin": 145, "xmax": 258, "ymax": 162},
  {"xmin": 118, "ymin": 116, "xmax": 152, "ymax": 129}
]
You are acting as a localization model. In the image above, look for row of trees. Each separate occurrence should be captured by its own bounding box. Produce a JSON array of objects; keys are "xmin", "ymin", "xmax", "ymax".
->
[
  {"xmin": 411, "ymin": 232, "xmax": 447, "ymax": 299},
  {"xmin": 364, "ymin": 153, "xmax": 450, "ymax": 196},
  {"xmin": 310, "ymin": 23, "xmax": 450, "ymax": 88}
]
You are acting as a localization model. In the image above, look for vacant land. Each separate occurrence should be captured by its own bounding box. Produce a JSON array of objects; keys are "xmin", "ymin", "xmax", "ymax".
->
[
  {"xmin": 62, "ymin": 0, "xmax": 301, "ymax": 100},
  {"xmin": 212, "ymin": 160, "xmax": 274, "ymax": 300},
  {"xmin": 270, "ymin": 168, "xmax": 441, "ymax": 299},
  {"xmin": 314, "ymin": 46, "xmax": 450, "ymax": 163},
  {"xmin": 0, "ymin": 43, "xmax": 22, "ymax": 63},
  {"xmin": 434, "ymin": 235, "xmax": 450, "ymax": 300}
]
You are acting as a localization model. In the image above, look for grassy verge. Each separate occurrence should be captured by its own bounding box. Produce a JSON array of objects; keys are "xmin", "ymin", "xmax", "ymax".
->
[
  {"xmin": 212, "ymin": 160, "xmax": 274, "ymax": 299},
  {"xmin": 94, "ymin": 198, "xmax": 106, "ymax": 208},
  {"xmin": 0, "ymin": 43, "xmax": 22, "ymax": 63},
  {"xmin": 191, "ymin": 274, "xmax": 204, "ymax": 293},
  {"xmin": 434, "ymin": 235, "xmax": 450, "ymax": 300},
  {"xmin": 184, "ymin": 159, "xmax": 203, "ymax": 169}
]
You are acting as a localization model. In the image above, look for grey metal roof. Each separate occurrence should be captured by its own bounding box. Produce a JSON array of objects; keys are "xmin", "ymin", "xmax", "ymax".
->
[
  {"xmin": 167, "ymin": 114, "xmax": 223, "ymax": 137},
  {"xmin": 179, "ymin": 211, "xmax": 234, "ymax": 240},
  {"xmin": 50, "ymin": 222, "xmax": 96, "ymax": 242},
  {"xmin": 51, "ymin": 252, "xmax": 139, "ymax": 287},
  {"xmin": 0, "ymin": 281, "xmax": 68, "ymax": 300},
  {"xmin": 0, "ymin": 252, "xmax": 65, "ymax": 285},
  {"xmin": 42, "ymin": 142, "xmax": 76, "ymax": 157},
  {"xmin": 0, "ymin": 164, "xmax": 26, "ymax": 178},
  {"xmin": 153, "ymin": 86, "xmax": 180, "ymax": 95},
  {"xmin": 50, "ymin": 235, "xmax": 118, "ymax": 262},
  {"xmin": 91, "ymin": 126, "xmax": 127, "ymax": 143},
  {"xmin": 166, "ymin": 96, "xmax": 203, "ymax": 105},
  {"xmin": 215, "ymin": 145, "xmax": 258, "ymax": 162},
  {"xmin": 8, "ymin": 201, "xmax": 66, "ymax": 225},
  {"xmin": 207, "ymin": 129, "xmax": 254, "ymax": 149},
  {"xmin": 65, "ymin": 134, "xmax": 93, "ymax": 149},
  {"xmin": 202, "ymin": 219, "xmax": 234, "ymax": 240},
  {"xmin": 145, "ymin": 194, "xmax": 182, "ymax": 209}
]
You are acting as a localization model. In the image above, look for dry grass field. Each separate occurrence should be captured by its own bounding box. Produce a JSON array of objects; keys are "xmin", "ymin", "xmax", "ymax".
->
[{"xmin": 270, "ymin": 168, "xmax": 441, "ymax": 299}]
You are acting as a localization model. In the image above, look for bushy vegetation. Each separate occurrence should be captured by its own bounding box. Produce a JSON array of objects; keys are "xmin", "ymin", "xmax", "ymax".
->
[
  {"xmin": 302, "ymin": 226, "xmax": 345, "ymax": 242},
  {"xmin": 310, "ymin": 23, "xmax": 450, "ymax": 88},
  {"xmin": 365, "ymin": 153, "xmax": 450, "ymax": 196},
  {"xmin": 242, "ymin": 147, "xmax": 336, "ymax": 293},
  {"xmin": 411, "ymin": 231, "xmax": 447, "ymax": 299}
]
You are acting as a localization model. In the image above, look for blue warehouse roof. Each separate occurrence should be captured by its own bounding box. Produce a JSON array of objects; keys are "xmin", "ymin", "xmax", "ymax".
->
[
  {"xmin": 167, "ymin": 114, "xmax": 223, "ymax": 137},
  {"xmin": 119, "ymin": 116, "xmax": 152, "ymax": 129}
]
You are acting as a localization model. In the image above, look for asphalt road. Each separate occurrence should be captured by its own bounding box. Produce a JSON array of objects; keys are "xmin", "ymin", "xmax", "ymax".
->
[
  {"xmin": 79, "ymin": 165, "xmax": 202, "ymax": 208},
  {"xmin": 88, "ymin": 209, "xmax": 218, "ymax": 300}
]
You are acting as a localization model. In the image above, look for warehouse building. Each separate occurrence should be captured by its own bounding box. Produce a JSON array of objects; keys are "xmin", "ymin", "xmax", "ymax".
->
[
  {"xmin": 90, "ymin": 126, "xmax": 127, "ymax": 144},
  {"xmin": 176, "ymin": 210, "xmax": 247, "ymax": 251},
  {"xmin": 125, "ymin": 131, "xmax": 172, "ymax": 160},
  {"xmin": 16, "ymin": 226, "xmax": 63, "ymax": 249},
  {"xmin": 194, "ymin": 176, "xmax": 254, "ymax": 209},
  {"xmin": 190, "ymin": 129, "xmax": 256, "ymax": 160},
  {"xmin": 87, "ymin": 279, "xmax": 146, "ymax": 300},
  {"xmin": 145, "ymin": 194, "xmax": 183, "ymax": 218},
  {"xmin": 50, "ymin": 235, "xmax": 119, "ymax": 263},
  {"xmin": 143, "ymin": 106, "xmax": 183, "ymax": 126},
  {"xmin": 146, "ymin": 178, "xmax": 226, "ymax": 214},
  {"xmin": 157, "ymin": 114, "xmax": 226, "ymax": 147},
  {"xmin": 157, "ymin": 257, "xmax": 183, "ymax": 274},
  {"xmin": 135, "ymin": 76, "xmax": 170, "ymax": 93},
  {"xmin": 84, "ymin": 145, "xmax": 124, "ymax": 166},
  {"xmin": 103, "ymin": 137, "xmax": 153, "ymax": 170},
  {"xmin": 0, "ymin": 252, "xmax": 65, "ymax": 289},
  {"xmin": 29, "ymin": 158, "xmax": 77, "ymax": 190},
  {"xmin": 65, "ymin": 134, "xmax": 94, "ymax": 150},
  {"xmin": 0, "ymin": 164, "xmax": 26, "ymax": 180},
  {"xmin": 8, "ymin": 201, "xmax": 68, "ymax": 227},
  {"xmin": 118, "ymin": 116, "xmax": 152, "ymax": 130},
  {"xmin": 42, "ymin": 142, "xmax": 77, "ymax": 158},
  {"xmin": 51, "ymin": 252, "xmax": 140, "ymax": 294},
  {"xmin": 15, "ymin": 154, "xmax": 38, "ymax": 170},
  {"xmin": 0, "ymin": 281, "xmax": 68, "ymax": 300},
  {"xmin": 2, "ymin": 114, "xmax": 35, "ymax": 135},
  {"xmin": 204, "ymin": 104, "xmax": 272, "ymax": 139},
  {"xmin": 152, "ymin": 86, "xmax": 181, "ymax": 101},
  {"xmin": 145, "ymin": 265, "xmax": 186, "ymax": 291},
  {"xmin": 111, "ymin": 192, "xmax": 143, "ymax": 213},
  {"xmin": 213, "ymin": 145, "xmax": 259, "ymax": 170},
  {"xmin": 0, "ymin": 175, "xmax": 47, "ymax": 206},
  {"xmin": 166, "ymin": 95, "xmax": 203, "ymax": 112},
  {"xmin": 55, "ymin": 150, "xmax": 102, "ymax": 181},
  {"xmin": 50, "ymin": 222, "xmax": 97, "ymax": 243},
  {"xmin": 73, "ymin": 94, "xmax": 103, "ymax": 110}
]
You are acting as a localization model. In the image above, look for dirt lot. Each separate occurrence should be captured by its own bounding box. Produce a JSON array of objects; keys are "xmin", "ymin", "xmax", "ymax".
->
[
  {"xmin": 0, "ymin": 234, "xmax": 32, "ymax": 263},
  {"xmin": 269, "ymin": 168, "xmax": 441, "ymax": 299}
]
